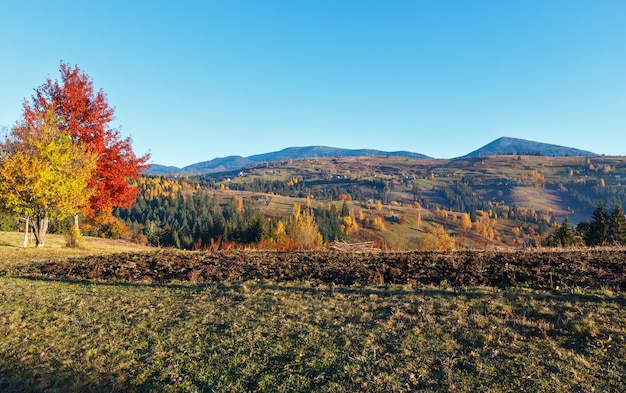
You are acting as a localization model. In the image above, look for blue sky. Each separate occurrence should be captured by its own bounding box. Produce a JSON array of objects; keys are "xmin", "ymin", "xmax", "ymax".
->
[{"xmin": 1, "ymin": 1, "xmax": 626, "ymax": 167}]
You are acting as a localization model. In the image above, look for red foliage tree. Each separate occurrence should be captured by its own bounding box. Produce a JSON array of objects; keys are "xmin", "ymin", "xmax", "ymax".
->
[{"xmin": 23, "ymin": 62, "xmax": 150, "ymax": 223}]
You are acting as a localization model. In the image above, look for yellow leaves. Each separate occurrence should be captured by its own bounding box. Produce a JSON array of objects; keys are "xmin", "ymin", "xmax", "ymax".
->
[
  {"xmin": 135, "ymin": 176, "xmax": 198, "ymax": 200},
  {"xmin": 341, "ymin": 216, "xmax": 358, "ymax": 235},
  {"xmin": 460, "ymin": 213, "xmax": 472, "ymax": 231},
  {"xmin": 292, "ymin": 203, "xmax": 302, "ymax": 220},
  {"xmin": 285, "ymin": 204, "xmax": 322, "ymax": 250},
  {"xmin": 419, "ymin": 225, "xmax": 455, "ymax": 251},
  {"xmin": 0, "ymin": 112, "xmax": 96, "ymax": 220},
  {"xmin": 373, "ymin": 215, "xmax": 386, "ymax": 231},
  {"xmin": 233, "ymin": 195, "xmax": 244, "ymax": 214}
]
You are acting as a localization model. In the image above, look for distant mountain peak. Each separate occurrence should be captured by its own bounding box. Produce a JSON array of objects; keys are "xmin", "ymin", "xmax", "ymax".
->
[
  {"xmin": 146, "ymin": 146, "xmax": 430, "ymax": 175},
  {"xmin": 461, "ymin": 136, "xmax": 597, "ymax": 158},
  {"xmin": 146, "ymin": 138, "xmax": 600, "ymax": 175}
]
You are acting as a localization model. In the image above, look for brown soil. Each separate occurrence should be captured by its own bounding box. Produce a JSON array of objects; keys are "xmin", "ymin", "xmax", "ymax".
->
[{"xmin": 15, "ymin": 249, "xmax": 626, "ymax": 291}]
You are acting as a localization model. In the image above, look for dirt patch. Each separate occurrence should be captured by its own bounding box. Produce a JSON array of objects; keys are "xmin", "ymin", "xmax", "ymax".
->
[
  {"xmin": 14, "ymin": 249, "xmax": 626, "ymax": 291},
  {"xmin": 17, "ymin": 249, "xmax": 626, "ymax": 290}
]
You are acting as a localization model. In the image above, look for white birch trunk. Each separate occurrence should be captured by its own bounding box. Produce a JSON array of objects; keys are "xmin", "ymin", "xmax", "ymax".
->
[{"xmin": 23, "ymin": 217, "xmax": 29, "ymax": 248}]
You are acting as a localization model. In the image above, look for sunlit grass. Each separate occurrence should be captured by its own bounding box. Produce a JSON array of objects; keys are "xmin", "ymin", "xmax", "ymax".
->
[
  {"xmin": 1, "ymin": 277, "xmax": 624, "ymax": 392},
  {"xmin": 0, "ymin": 231, "xmax": 148, "ymax": 270},
  {"xmin": 1, "ymin": 233, "xmax": 624, "ymax": 392}
]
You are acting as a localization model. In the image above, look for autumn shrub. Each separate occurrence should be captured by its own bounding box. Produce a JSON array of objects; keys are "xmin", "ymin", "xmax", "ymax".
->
[
  {"xmin": 419, "ymin": 225, "xmax": 455, "ymax": 251},
  {"xmin": 130, "ymin": 233, "xmax": 147, "ymax": 246},
  {"xmin": 65, "ymin": 225, "xmax": 84, "ymax": 248},
  {"xmin": 100, "ymin": 218, "xmax": 129, "ymax": 239}
]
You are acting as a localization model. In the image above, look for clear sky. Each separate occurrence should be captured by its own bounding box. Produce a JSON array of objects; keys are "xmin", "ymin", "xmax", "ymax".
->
[{"xmin": 1, "ymin": 1, "xmax": 626, "ymax": 168}]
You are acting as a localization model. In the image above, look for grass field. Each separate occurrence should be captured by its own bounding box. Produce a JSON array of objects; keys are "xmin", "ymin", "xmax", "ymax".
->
[
  {"xmin": 0, "ymin": 232, "xmax": 148, "ymax": 271},
  {"xmin": 1, "ymin": 233, "xmax": 625, "ymax": 392}
]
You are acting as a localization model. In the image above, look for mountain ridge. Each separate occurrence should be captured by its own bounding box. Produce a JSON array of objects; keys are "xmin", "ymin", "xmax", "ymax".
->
[
  {"xmin": 461, "ymin": 137, "xmax": 596, "ymax": 158},
  {"xmin": 147, "ymin": 137, "xmax": 599, "ymax": 175}
]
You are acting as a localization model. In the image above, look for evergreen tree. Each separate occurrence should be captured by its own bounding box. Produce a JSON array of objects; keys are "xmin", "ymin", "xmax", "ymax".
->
[
  {"xmin": 341, "ymin": 200, "xmax": 350, "ymax": 217},
  {"xmin": 317, "ymin": 204, "xmax": 345, "ymax": 242},
  {"xmin": 609, "ymin": 202, "xmax": 626, "ymax": 245},
  {"xmin": 543, "ymin": 217, "xmax": 578, "ymax": 247},
  {"xmin": 583, "ymin": 201, "xmax": 610, "ymax": 246}
]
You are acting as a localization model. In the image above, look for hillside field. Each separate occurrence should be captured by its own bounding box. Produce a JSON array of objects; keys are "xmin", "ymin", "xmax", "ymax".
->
[
  {"xmin": 187, "ymin": 154, "xmax": 626, "ymax": 248},
  {"xmin": 1, "ymin": 232, "xmax": 625, "ymax": 392}
]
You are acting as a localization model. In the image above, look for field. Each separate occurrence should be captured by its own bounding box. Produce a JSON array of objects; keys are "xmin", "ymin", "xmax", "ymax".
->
[{"xmin": 1, "ymin": 233, "xmax": 625, "ymax": 392}]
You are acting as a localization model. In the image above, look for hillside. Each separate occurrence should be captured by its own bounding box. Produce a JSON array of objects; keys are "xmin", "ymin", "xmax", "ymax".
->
[
  {"xmin": 116, "ymin": 152, "xmax": 626, "ymax": 250},
  {"xmin": 178, "ymin": 154, "xmax": 625, "ymax": 248}
]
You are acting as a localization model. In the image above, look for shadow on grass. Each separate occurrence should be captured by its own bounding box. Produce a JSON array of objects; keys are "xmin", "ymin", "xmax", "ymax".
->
[
  {"xmin": 0, "ymin": 360, "xmax": 160, "ymax": 393},
  {"xmin": 0, "ymin": 241, "xmax": 19, "ymax": 248},
  {"xmin": 8, "ymin": 274, "xmax": 626, "ymax": 306},
  {"xmin": 10, "ymin": 274, "xmax": 205, "ymax": 292}
]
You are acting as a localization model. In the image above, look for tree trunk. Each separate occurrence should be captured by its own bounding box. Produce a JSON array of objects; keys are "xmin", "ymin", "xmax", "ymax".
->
[
  {"xmin": 23, "ymin": 216, "xmax": 30, "ymax": 248},
  {"xmin": 31, "ymin": 211, "xmax": 49, "ymax": 247}
]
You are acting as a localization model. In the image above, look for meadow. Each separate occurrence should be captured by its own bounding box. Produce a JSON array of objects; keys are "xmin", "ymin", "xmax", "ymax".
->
[{"xmin": 1, "ymin": 232, "xmax": 624, "ymax": 392}]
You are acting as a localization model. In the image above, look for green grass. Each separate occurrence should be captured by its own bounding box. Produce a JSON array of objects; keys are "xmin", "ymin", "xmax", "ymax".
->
[
  {"xmin": 1, "ymin": 235, "xmax": 625, "ymax": 392},
  {"xmin": 1, "ymin": 277, "xmax": 624, "ymax": 392}
]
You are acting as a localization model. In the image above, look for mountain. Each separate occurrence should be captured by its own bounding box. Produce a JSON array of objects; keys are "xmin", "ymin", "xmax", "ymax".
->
[
  {"xmin": 182, "ymin": 156, "xmax": 255, "ymax": 174},
  {"xmin": 461, "ymin": 137, "xmax": 597, "ymax": 158},
  {"xmin": 248, "ymin": 146, "xmax": 429, "ymax": 162},
  {"xmin": 147, "ymin": 146, "xmax": 430, "ymax": 175},
  {"xmin": 147, "ymin": 164, "xmax": 185, "ymax": 175},
  {"xmin": 146, "ymin": 138, "xmax": 598, "ymax": 175}
]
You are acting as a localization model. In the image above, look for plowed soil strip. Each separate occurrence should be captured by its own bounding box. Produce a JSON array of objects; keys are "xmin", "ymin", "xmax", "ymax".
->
[{"xmin": 17, "ymin": 249, "xmax": 626, "ymax": 290}]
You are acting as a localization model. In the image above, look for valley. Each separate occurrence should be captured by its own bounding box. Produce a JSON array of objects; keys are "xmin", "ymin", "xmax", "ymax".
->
[{"xmin": 173, "ymin": 154, "xmax": 626, "ymax": 249}]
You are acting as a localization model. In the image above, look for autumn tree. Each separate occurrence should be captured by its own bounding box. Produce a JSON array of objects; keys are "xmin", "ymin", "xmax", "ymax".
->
[
  {"xmin": 418, "ymin": 224, "xmax": 455, "ymax": 251},
  {"xmin": 285, "ymin": 203, "xmax": 323, "ymax": 249},
  {"xmin": 23, "ymin": 62, "xmax": 150, "ymax": 229},
  {"xmin": 458, "ymin": 212, "xmax": 472, "ymax": 248},
  {"xmin": 0, "ymin": 112, "xmax": 96, "ymax": 247}
]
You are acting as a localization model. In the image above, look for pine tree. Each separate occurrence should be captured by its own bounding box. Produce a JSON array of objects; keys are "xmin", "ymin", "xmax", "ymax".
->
[
  {"xmin": 543, "ymin": 217, "xmax": 577, "ymax": 247},
  {"xmin": 609, "ymin": 202, "xmax": 626, "ymax": 245},
  {"xmin": 584, "ymin": 201, "xmax": 610, "ymax": 246},
  {"xmin": 341, "ymin": 200, "xmax": 350, "ymax": 217}
]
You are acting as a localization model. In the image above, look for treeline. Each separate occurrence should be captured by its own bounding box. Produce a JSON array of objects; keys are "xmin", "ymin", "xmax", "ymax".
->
[
  {"xmin": 115, "ymin": 192, "xmax": 267, "ymax": 249},
  {"xmin": 114, "ymin": 186, "xmax": 358, "ymax": 250},
  {"xmin": 202, "ymin": 175, "xmax": 368, "ymax": 202},
  {"xmin": 440, "ymin": 181, "xmax": 487, "ymax": 212},
  {"xmin": 543, "ymin": 201, "xmax": 626, "ymax": 247}
]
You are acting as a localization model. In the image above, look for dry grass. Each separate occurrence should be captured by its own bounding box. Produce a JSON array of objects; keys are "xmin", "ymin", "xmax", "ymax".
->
[
  {"xmin": 1, "ymin": 278, "xmax": 624, "ymax": 392},
  {"xmin": 0, "ymin": 231, "xmax": 148, "ymax": 270},
  {"xmin": 0, "ymin": 234, "xmax": 624, "ymax": 392}
]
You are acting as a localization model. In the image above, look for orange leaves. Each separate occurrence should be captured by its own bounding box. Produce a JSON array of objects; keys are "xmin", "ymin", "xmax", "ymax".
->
[{"xmin": 23, "ymin": 62, "xmax": 150, "ymax": 223}]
